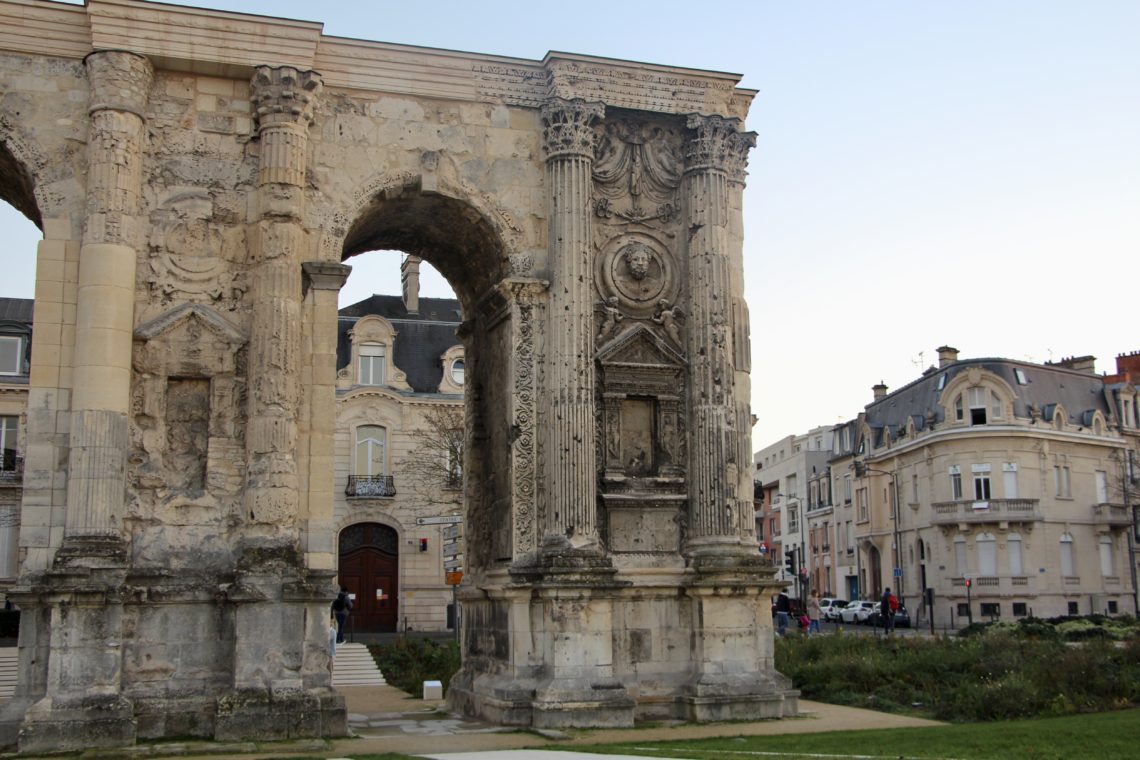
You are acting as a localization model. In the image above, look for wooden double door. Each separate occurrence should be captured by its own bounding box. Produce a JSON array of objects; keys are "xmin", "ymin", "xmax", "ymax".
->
[{"xmin": 338, "ymin": 522, "xmax": 399, "ymax": 633}]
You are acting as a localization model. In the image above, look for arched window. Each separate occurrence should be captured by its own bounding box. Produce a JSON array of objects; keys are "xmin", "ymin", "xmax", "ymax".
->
[
  {"xmin": 1099, "ymin": 536, "xmax": 1114, "ymax": 577},
  {"xmin": 355, "ymin": 425, "xmax": 387, "ymax": 477},
  {"xmin": 1007, "ymin": 533, "xmax": 1023, "ymax": 576},
  {"xmin": 450, "ymin": 358, "xmax": 465, "ymax": 386},
  {"xmin": 359, "ymin": 343, "xmax": 386, "ymax": 385},
  {"xmin": 1059, "ymin": 533, "xmax": 1074, "ymax": 577},
  {"xmin": 976, "ymin": 532, "xmax": 997, "ymax": 576}
]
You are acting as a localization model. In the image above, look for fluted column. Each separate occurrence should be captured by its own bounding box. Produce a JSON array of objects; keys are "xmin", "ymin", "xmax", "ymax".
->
[
  {"xmin": 682, "ymin": 114, "xmax": 756, "ymax": 554},
  {"xmin": 540, "ymin": 98, "xmax": 603, "ymax": 550},
  {"xmin": 244, "ymin": 66, "xmax": 322, "ymax": 532},
  {"xmin": 62, "ymin": 51, "xmax": 153, "ymax": 551}
]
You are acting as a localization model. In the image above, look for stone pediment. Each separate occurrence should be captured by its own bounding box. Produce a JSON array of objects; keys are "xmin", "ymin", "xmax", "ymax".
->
[
  {"xmin": 596, "ymin": 323, "xmax": 685, "ymax": 368},
  {"xmin": 134, "ymin": 303, "xmax": 246, "ymax": 376}
]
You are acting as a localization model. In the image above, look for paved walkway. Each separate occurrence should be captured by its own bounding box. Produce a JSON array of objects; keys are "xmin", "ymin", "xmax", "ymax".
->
[{"xmin": 144, "ymin": 683, "xmax": 941, "ymax": 760}]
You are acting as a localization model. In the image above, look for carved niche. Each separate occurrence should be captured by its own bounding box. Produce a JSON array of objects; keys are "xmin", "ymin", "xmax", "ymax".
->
[
  {"xmin": 130, "ymin": 304, "xmax": 247, "ymax": 517},
  {"xmin": 596, "ymin": 323, "xmax": 686, "ymax": 555}
]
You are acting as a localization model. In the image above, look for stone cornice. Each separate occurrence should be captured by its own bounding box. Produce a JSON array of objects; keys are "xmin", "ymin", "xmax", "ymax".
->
[
  {"xmin": 0, "ymin": 1, "xmax": 753, "ymax": 121},
  {"xmin": 865, "ymin": 423, "xmax": 1127, "ymax": 464}
]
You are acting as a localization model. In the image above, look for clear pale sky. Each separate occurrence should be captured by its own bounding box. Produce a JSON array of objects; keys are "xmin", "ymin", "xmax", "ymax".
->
[{"xmin": 3, "ymin": 0, "xmax": 1138, "ymax": 453}]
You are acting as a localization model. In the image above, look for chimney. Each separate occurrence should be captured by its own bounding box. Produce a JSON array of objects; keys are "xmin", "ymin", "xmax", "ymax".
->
[
  {"xmin": 1055, "ymin": 355, "xmax": 1097, "ymax": 374},
  {"xmin": 1115, "ymin": 351, "xmax": 1140, "ymax": 378},
  {"xmin": 401, "ymin": 255, "xmax": 421, "ymax": 314},
  {"xmin": 937, "ymin": 346, "xmax": 959, "ymax": 368},
  {"xmin": 872, "ymin": 381, "xmax": 888, "ymax": 401}
]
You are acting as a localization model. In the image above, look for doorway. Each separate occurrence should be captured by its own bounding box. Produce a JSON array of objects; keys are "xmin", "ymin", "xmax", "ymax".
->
[{"xmin": 338, "ymin": 522, "xmax": 400, "ymax": 633}]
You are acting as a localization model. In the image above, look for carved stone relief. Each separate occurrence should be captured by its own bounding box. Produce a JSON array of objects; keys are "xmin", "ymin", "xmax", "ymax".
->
[
  {"xmin": 593, "ymin": 118, "xmax": 683, "ymax": 225},
  {"xmin": 595, "ymin": 234, "xmax": 678, "ymax": 319}
]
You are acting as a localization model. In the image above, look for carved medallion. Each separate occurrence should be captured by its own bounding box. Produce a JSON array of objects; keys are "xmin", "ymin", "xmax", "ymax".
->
[{"xmin": 596, "ymin": 234, "xmax": 677, "ymax": 318}]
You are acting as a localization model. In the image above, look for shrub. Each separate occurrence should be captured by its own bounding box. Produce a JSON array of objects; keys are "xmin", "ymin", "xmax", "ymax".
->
[{"xmin": 370, "ymin": 637, "xmax": 461, "ymax": 698}]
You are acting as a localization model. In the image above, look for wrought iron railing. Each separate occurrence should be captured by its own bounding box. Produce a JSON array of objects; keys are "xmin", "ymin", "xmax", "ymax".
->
[
  {"xmin": 0, "ymin": 457, "xmax": 23, "ymax": 486},
  {"xmin": 345, "ymin": 475, "xmax": 396, "ymax": 498}
]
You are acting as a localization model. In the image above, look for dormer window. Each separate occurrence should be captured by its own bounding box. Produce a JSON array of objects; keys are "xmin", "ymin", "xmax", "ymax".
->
[
  {"xmin": 0, "ymin": 336, "xmax": 21, "ymax": 375},
  {"xmin": 359, "ymin": 343, "xmax": 386, "ymax": 385},
  {"xmin": 450, "ymin": 358, "xmax": 465, "ymax": 386},
  {"xmin": 957, "ymin": 386, "xmax": 1003, "ymax": 425}
]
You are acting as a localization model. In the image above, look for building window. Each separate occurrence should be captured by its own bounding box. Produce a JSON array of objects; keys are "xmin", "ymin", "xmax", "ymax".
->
[
  {"xmin": 911, "ymin": 473, "xmax": 919, "ymax": 503},
  {"xmin": 0, "ymin": 416, "xmax": 16, "ymax": 470},
  {"xmin": 450, "ymin": 358, "xmax": 465, "ymax": 386},
  {"xmin": 1123, "ymin": 399, "xmax": 1133, "ymax": 428},
  {"xmin": 957, "ymin": 603, "xmax": 970, "ymax": 617},
  {"xmin": 990, "ymin": 391, "xmax": 1003, "ymax": 421},
  {"xmin": 949, "ymin": 466, "xmax": 962, "ymax": 500},
  {"xmin": 1108, "ymin": 600, "xmax": 1119, "ymax": 614},
  {"xmin": 1012, "ymin": 602, "xmax": 1028, "ymax": 617},
  {"xmin": 972, "ymin": 464, "xmax": 991, "ymax": 501},
  {"xmin": 355, "ymin": 425, "xmax": 387, "ymax": 477},
  {"xmin": 1099, "ymin": 536, "xmax": 1114, "ymax": 577},
  {"xmin": 756, "ymin": 520, "xmax": 764, "ymax": 541},
  {"xmin": 1095, "ymin": 470, "xmax": 1108, "ymax": 503},
  {"xmin": 788, "ymin": 507, "xmax": 799, "ymax": 533},
  {"xmin": 1059, "ymin": 533, "xmax": 1074, "ymax": 577},
  {"xmin": 1014, "ymin": 368, "xmax": 1028, "ymax": 385},
  {"xmin": 980, "ymin": 602, "xmax": 1000, "ymax": 618},
  {"xmin": 976, "ymin": 533, "xmax": 997, "ymax": 576},
  {"xmin": 1007, "ymin": 533, "xmax": 1023, "ymax": 576},
  {"xmin": 844, "ymin": 475, "xmax": 852, "ymax": 503},
  {"xmin": 954, "ymin": 395, "xmax": 964, "ymax": 421},
  {"xmin": 967, "ymin": 387, "xmax": 988, "ymax": 425},
  {"xmin": 0, "ymin": 336, "xmax": 20, "ymax": 375},
  {"xmin": 1067, "ymin": 601, "xmax": 1079, "ymax": 616},
  {"xmin": 856, "ymin": 488, "xmax": 868, "ymax": 522},
  {"xmin": 359, "ymin": 343, "xmax": 386, "ymax": 385},
  {"xmin": 1054, "ymin": 464, "xmax": 1071, "ymax": 498},
  {"xmin": 954, "ymin": 535, "xmax": 967, "ymax": 576},
  {"xmin": 1002, "ymin": 463, "xmax": 1018, "ymax": 499}
]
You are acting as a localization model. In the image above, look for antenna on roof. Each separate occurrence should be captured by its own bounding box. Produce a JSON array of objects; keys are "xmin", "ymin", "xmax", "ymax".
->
[{"xmin": 911, "ymin": 351, "xmax": 925, "ymax": 370}]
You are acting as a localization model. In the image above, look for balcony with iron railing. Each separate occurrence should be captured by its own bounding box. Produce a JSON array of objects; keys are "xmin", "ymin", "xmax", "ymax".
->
[
  {"xmin": 346, "ymin": 475, "xmax": 396, "ymax": 498},
  {"xmin": 930, "ymin": 498, "xmax": 1042, "ymax": 525},
  {"xmin": 0, "ymin": 457, "xmax": 23, "ymax": 487},
  {"xmin": 1091, "ymin": 503, "xmax": 1131, "ymax": 527}
]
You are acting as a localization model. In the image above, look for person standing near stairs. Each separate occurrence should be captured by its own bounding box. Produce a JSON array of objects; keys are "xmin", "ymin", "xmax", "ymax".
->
[{"xmin": 333, "ymin": 586, "xmax": 353, "ymax": 644}]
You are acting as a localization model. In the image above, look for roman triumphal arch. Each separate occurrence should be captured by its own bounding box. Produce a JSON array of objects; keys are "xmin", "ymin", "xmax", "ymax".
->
[{"xmin": 0, "ymin": 0, "xmax": 795, "ymax": 752}]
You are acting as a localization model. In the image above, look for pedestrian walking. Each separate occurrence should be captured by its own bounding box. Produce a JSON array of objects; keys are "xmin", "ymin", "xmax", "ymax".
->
[
  {"xmin": 806, "ymin": 591, "xmax": 822, "ymax": 635},
  {"xmin": 332, "ymin": 585, "xmax": 353, "ymax": 644},
  {"xmin": 775, "ymin": 590, "xmax": 791, "ymax": 637},
  {"xmin": 880, "ymin": 587, "xmax": 897, "ymax": 635}
]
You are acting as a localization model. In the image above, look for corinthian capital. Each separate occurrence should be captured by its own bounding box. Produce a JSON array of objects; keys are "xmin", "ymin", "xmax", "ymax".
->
[
  {"xmin": 85, "ymin": 51, "xmax": 153, "ymax": 118},
  {"xmin": 684, "ymin": 114, "xmax": 756, "ymax": 180},
  {"xmin": 251, "ymin": 65, "xmax": 323, "ymax": 132},
  {"xmin": 540, "ymin": 97, "xmax": 604, "ymax": 161}
]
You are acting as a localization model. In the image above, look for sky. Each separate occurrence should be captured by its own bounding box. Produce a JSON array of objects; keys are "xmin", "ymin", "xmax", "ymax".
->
[{"xmin": 3, "ymin": 0, "xmax": 1138, "ymax": 452}]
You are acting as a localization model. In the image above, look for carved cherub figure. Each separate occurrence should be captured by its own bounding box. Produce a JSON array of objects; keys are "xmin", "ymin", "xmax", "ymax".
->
[
  {"xmin": 597, "ymin": 296, "xmax": 623, "ymax": 342},
  {"xmin": 653, "ymin": 299, "xmax": 683, "ymax": 345}
]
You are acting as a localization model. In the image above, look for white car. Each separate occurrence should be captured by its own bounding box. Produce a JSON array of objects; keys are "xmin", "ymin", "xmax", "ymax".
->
[
  {"xmin": 819, "ymin": 598, "xmax": 847, "ymax": 622},
  {"xmin": 839, "ymin": 600, "xmax": 876, "ymax": 625}
]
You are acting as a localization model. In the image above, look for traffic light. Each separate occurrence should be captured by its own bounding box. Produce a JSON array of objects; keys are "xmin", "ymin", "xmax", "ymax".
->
[
  {"xmin": 784, "ymin": 550, "xmax": 796, "ymax": 576},
  {"xmin": 964, "ymin": 578, "xmax": 972, "ymax": 589}
]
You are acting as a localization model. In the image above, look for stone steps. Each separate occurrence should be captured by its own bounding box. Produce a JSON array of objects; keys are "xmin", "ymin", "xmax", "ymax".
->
[{"xmin": 332, "ymin": 642, "xmax": 386, "ymax": 687}]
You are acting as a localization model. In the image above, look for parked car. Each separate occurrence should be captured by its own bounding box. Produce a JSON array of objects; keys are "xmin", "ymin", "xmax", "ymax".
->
[
  {"xmin": 839, "ymin": 600, "xmax": 877, "ymax": 624},
  {"xmin": 819, "ymin": 598, "xmax": 847, "ymax": 622},
  {"xmin": 868, "ymin": 605, "xmax": 912, "ymax": 629}
]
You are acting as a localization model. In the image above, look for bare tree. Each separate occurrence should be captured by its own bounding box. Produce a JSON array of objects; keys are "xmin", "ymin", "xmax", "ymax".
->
[{"xmin": 397, "ymin": 404, "xmax": 464, "ymax": 508}]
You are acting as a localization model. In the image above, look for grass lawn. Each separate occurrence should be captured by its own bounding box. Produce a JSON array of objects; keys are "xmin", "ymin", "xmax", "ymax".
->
[{"xmin": 566, "ymin": 708, "xmax": 1140, "ymax": 760}]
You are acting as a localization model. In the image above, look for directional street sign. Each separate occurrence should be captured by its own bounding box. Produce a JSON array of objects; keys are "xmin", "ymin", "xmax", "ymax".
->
[
  {"xmin": 443, "ymin": 557, "xmax": 463, "ymax": 571},
  {"xmin": 442, "ymin": 524, "xmax": 461, "ymax": 540},
  {"xmin": 442, "ymin": 541, "xmax": 462, "ymax": 558},
  {"xmin": 417, "ymin": 515, "xmax": 463, "ymax": 526}
]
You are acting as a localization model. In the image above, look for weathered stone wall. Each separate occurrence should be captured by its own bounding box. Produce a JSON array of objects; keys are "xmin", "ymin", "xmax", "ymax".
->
[{"xmin": 0, "ymin": 0, "xmax": 794, "ymax": 751}]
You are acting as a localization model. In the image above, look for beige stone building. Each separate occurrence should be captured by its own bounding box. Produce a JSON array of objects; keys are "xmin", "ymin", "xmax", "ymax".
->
[
  {"xmin": 0, "ymin": 299, "xmax": 31, "ymax": 585},
  {"xmin": 333, "ymin": 258, "xmax": 465, "ymax": 634},
  {"xmin": 844, "ymin": 347, "xmax": 1138, "ymax": 626}
]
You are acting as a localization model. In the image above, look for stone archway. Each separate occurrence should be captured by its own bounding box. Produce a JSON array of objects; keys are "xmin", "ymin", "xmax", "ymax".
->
[{"xmin": 0, "ymin": 1, "xmax": 795, "ymax": 753}]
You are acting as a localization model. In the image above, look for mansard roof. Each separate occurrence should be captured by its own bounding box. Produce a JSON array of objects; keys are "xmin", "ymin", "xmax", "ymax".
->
[
  {"xmin": 337, "ymin": 295, "xmax": 463, "ymax": 394},
  {"xmin": 864, "ymin": 357, "xmax": 1111, "ymax": 431},
  {"xmin": 0, "ymin": 298, "xmax": 33, "ymax": 324}
]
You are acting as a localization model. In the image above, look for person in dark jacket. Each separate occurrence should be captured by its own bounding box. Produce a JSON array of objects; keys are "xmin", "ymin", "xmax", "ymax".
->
[
  {"xmin": 775, "ymin": 590, "xmax": 791, "ymax": 637},
  {"xmin": 332, "ymin": 586, "xmax": 353, "ymax": 644},
  {"xmin": 880, "ymin": 587, "xmax": 897, "ymax": 634}
]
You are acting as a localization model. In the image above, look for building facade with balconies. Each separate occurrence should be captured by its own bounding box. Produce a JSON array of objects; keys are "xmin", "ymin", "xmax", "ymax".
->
[
  {"xmin": 0, "ymin": 298, "xmax": 31, "ymax": 596},
  {"xmin": 332, "ymin": 258, "xmax": 465, "ymax": 633},
  {"xmin": 848, "ymin": 346, "xmax": 1138, "ymax": 628}
]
